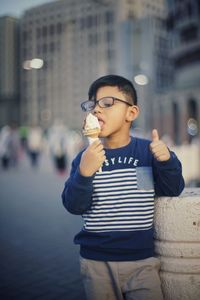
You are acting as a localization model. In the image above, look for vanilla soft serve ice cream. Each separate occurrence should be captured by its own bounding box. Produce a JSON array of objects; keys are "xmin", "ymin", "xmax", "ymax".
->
[
  {"xmin": 84, "ymin": 113, "xmax": 101, "ymax": 132},
  {"xmin": 83, "ymin": 113, "xmax": 101, "ymax": 138}
]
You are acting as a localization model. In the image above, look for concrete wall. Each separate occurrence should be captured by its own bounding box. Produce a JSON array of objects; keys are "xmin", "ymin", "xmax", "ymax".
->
[
  {"xmin": 171, "ymin": 144, "xmax": 200, "ymax": 184},
  {"xmin": 154, "ymin": 188, "xmax": 200, "ymax": 300}
]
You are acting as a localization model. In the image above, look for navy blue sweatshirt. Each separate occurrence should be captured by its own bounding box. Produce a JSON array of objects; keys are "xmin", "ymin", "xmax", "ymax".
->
[{"xmin": 62, "ymin": 137, "xmax": 184, "ymax": 261}]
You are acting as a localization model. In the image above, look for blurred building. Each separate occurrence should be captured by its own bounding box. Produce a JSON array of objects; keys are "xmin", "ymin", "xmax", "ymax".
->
[
  {"xmin": 0, "ymin": 16, "xmax": 20, "ymax": 127},
  {"xmin": 20, "ymin": 0, "xmax": 167, "ymax": 130},
  {"xmin": 126, "ymin": 15, "xmax": 171, "ymax": 130},
  {"xmin": 153, "ymin": 0, "xmax": 200, "ymax": 144}
]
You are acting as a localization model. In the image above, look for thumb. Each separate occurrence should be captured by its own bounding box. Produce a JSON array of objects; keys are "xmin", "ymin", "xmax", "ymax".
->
[{"xmin": 152, "ymin": 129, "xmax": 159, "ymax": 142}]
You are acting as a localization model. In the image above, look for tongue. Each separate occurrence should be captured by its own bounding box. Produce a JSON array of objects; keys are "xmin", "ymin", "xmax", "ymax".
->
[{"xmin": 98, "ymin": 120, "xmax": 104, "ymax": 128}]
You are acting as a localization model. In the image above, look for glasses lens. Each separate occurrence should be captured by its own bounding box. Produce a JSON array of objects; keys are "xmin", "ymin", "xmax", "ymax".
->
[
  {"xmin": 99, "ymin": 97, "xmax": 113, "ymax": 108},
  {"xmin": 81, "ymin": 100, "xmax": 95, "ymax": 112}
]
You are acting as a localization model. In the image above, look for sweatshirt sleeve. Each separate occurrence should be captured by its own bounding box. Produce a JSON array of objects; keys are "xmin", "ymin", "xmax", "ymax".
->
[
  {"xmin": 153, "ymin": 151, "xmax": 185, "ymax": 197},
  {"xmin": 61, "ymin": 152, "xmax": 94, "ymax": 215}
]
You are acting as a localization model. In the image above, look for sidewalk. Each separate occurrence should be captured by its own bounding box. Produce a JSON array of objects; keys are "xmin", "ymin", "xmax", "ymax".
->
[{"xmin": 0, "ymin": 156, "xmax": 86, "ymax": 300}]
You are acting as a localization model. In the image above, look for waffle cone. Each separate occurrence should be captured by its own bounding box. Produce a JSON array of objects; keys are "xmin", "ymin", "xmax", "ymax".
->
[
  {"xmin": 83, "ymin": 128, "xmax": 101, "ymax": 138},
  {"xmin": 83, "ymin": 127, "xmax": 103, "ymax": 172}
]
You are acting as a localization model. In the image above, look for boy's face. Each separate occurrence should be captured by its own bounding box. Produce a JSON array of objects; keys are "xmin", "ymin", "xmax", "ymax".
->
[{"xmin": 93, "ymin": 85, "xmax": 139, "ymax": 138}]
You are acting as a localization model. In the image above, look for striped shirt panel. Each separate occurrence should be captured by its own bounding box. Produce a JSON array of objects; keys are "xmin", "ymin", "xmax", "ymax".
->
[{"xmin": 82, "ymin": 168, "xmax": 155, "ymax": 232}]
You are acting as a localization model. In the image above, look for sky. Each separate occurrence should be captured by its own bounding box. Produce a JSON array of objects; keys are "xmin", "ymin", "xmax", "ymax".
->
[{"xmin": 0, "ymin": 0, "xmax": 56, "ymax": 17}]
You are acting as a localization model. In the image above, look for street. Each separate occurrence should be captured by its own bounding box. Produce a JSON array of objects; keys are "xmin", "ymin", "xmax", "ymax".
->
[{"xmin": 0, "ymin": 154, "xmax": 86, "ymax": 300}]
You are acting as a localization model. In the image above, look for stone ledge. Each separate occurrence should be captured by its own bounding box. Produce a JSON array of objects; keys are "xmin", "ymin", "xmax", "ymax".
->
[{"xmin": 154, "ymin": 188, "xmax": 200, "ymax": 300}]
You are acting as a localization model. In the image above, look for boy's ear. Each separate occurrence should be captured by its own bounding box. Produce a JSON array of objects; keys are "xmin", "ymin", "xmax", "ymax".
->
[{"xmin": 126, "ymin": 105, "xmax": 140, "ymax": 122}]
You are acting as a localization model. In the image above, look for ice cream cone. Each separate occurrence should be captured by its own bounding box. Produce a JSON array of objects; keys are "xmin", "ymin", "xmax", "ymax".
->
[
  {"xmin": 83, "ymin": 129, "xmax": 102, "ymax": 172},
  {"xmin": 82, "ymin": 128, "xmax": 101, "ymax": 138},
  {"xmin": 82, "ymin": 114, "xmax": 103, "ymax": 172}
]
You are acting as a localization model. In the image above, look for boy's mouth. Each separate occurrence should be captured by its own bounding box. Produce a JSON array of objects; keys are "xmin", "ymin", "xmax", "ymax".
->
[{"xmin": 97, "ymin": 118, "xmax": 105, "ymax": 129}]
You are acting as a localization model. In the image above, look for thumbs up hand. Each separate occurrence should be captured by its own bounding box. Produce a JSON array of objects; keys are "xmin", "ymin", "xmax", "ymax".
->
[{"xmin": 150, "ymin": 129, "xmax": 170, "ymax": 162}]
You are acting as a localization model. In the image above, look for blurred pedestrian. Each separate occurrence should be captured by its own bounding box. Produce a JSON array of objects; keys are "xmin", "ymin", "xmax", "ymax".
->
[
  {"xmin": 0, "ymin": 124, "xmax": 20, "ymax": 169},
  {"xmin": 19, "ymin": 125, "xmax": 29, "ymax": 151},
  {"xmin": 48, "ymin": 120, "xmax": 68, "ymax": 175},
  {"xmin": 27, "ymin": 125, "xmax": 43, "ymax": 168},
  {"xmin": 9, "ymin": 123, "xmax": 21, "ymax": 167},
  {"xmin": 0, "ymin": 125, "xmax": 11, "ymax": 169}
]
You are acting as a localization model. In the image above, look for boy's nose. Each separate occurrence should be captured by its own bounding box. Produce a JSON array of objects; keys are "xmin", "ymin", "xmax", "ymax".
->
[{"xmin": 93, "ymin": 102, "xmax": 102, "ymax": 113}]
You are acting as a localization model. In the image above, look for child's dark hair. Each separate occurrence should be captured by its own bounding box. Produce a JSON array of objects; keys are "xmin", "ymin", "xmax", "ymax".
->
[{"xmin": 88, "ymin": 74, "xmax": 138, "ymax": 105}]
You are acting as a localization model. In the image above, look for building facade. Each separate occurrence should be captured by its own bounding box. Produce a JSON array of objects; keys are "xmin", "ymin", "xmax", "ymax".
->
[
  {"xmin": 0, "ymin": 16, "xmax": 20, "ymax": 127},
  {"xmin": 153, "ymin": 0, "xmax": 200, "ymax": 144},
  {"xmin": 20, "ymin": 0, "xmax": 167, "ymax": 130}
]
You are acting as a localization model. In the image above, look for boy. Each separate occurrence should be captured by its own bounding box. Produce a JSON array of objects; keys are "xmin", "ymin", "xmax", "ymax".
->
[{"xmin": 62, "ymin": 75, "xmax": 184, "ymax": 300}]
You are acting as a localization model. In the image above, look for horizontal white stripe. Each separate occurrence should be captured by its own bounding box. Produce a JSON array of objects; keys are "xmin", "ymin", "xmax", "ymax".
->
[
  {"xmin": 84, "ymin": 226, "xmax": 153, "ymax": 231},
  {"xmin": 93, "ymin": 173, "xmax": 136, "ymax": 180},
  {"xmin": 92, "ymin": 190, "xmax": 139, "ymax": 196},
  {"xmin": 92, "ymin": 198, "xmax": 154, "ymax": 204},
  {"xmin": 93, "ymin": 190, "xmax": 154, "ymax": 195},
  {"xmin": 93, "ymin": 179, "xmax": 136, "ymax": 185},
  {"xmin": 95, "ymin": 168, "xmax": 136, "ymax": 175},
  {"xmin": 84, "ymin": 223, "xmax": 152, "ymax": 230},
  {"xmin": 93, "ymin": 193, "xmax": 154, "ymax": 201},
  {"xmin": 86, "ymin": 207, "xmax": 154, "ymax": 214},
  {"xmin": 93, "ymin": 180, "xmax": 137, "ymax": 187},
  {"xmin": 83, "ymin": 210, "xmax": 154, "ymax": 218},
  {"xmin": 84, "ymin": 214, "xmax": 154, "ymax": 221},
  {"xmin": 91, "ymin": 202, "xmax": 154, "ymax": 208},
  {"xmin": 89, "ymin": 208, "xmax": 153, "ymax": 213},
  {"xmin": 92, "ymin": 189, "xmax": 155, "ymax": 199},
  {"xmin": 85, "ymin": 219, "xmax": 153, "ymax": 225},
  {"xmin": 92, "ymin": 173, "xmax": 137, "ymax": 184},
  {"xmin": 84, "ymin": 226, "xmax": 152, "ymax": 232},
  {"xmin": 93, "ymin": 185, "xmax": 137, "ymax": 193}
]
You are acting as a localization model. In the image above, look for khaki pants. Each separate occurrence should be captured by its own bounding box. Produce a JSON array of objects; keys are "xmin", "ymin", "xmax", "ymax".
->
[{"xmin": 80, "ymin": 257, "xmax": 163, "ymax": 300}]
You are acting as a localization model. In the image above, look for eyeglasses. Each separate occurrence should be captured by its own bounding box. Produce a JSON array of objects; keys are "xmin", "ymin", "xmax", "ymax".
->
[{"xmin": 81, "ymin": 96, "xmax": 133, "ymax": 112}]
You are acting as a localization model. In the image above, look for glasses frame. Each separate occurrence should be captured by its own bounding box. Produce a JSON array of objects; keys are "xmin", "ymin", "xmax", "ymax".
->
[{"xmin": 81, "ymin": 96, "xmax": 133, "ymax": 112}]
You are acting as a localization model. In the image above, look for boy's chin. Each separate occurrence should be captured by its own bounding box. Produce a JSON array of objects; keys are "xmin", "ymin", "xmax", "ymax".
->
[{"xmin": 99, "ymin": 131, "xmax": 108, "ymax": 138}]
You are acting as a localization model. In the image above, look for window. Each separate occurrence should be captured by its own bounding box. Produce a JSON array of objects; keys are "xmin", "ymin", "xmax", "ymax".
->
[
  {"xmin": 86, "ymin": 15, "xmax": 93, "ymax": 28},
  {"xmin": 37, "ymin": 45, "xmax": 41, "ymax": 55},
  {"xmin": 180, "ymin": 25, "xmax": 198, "ymax": 42},
  {"xmin": 106, "ymin": 30, "xmax": 114, "ymax": 43},
  {"xmin": 88, "ymin": 33, "xmax": 98, "ymax": 46},
  {"xmin": 187, "ymin": 2, "xmax": 193, "ymax": 17},
  {"xmin": 80, "ymin": 18, "xmax": 85, "ymax": 30},
  {"xmin": 42, "ymin": 26, "xmax": 47, "ymax": 37},
  {"xmin": 172, "ymin": 102, "xmax": 179, "ymax": 144},
  {"xmin": 188, "ymin": 99, "xmax": 198, "ymax": 120},
  {"xmin": 23, "ymin": 47, "xmax": 27, "ymax": 57},
  {"xmin": 43, "ymin": 43, "xmax": 47, "ymax": 53},
  {"xmin": 198, "ymin": 0, "xmax": 200, "ymax": 15},
  {"xmin": 50, "ymin": 24, "xmax": 55, "ymax": 35},
  {"xmin": 37, "ymin": 28, "xmax": 41, "ymax": 38},
  {"xmin": 50, "ymin": 42, "xmax": 55, "ymax": 52},
  {"xmin": 107, "ymin": 48, "xmax": 115, "ymax": 60},
  {"xmin": 57, "ymin": 23, "xmax": 62, "ymax": 34},
  {"xmin": 23, "ymin": 31, "xmax": 28, "ymax": 42},
  {"xmin": 175, "ymin": 49, "xmax": 200, "ymax": 68},
  {"xmin": 105, "ymin": 11, "xmax": 114, "ymax": 24}
]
